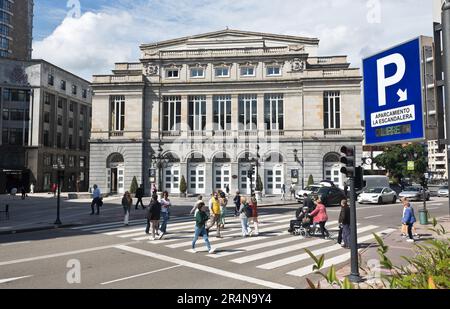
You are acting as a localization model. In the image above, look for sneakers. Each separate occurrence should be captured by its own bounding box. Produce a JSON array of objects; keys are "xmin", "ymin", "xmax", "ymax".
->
[
  {"xmin": 208, "ymin": 248, "xmax": 216, "ymax": 254},
  {"xmin": 149, "ymin": 237, "xmax": 155, "ymax": 241},
  {"xmin": 191, "ymin": 249, "xmax": 198, "ymax": 253},
  {"xmin": 406, "ymin": 239, "xmax": 415, "ymax": 243},
  {"xmin": 159, "ymin": 232, "xmax": 165, "ymax": 240}
]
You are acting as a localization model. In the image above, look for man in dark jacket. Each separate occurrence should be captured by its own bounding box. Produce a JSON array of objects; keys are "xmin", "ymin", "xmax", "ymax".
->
[
  {"xmin": 303, "ymin": 193, "xmax": 316, "ymax": 212},
  {"xmin": 338, "ymin": 199, "xmax": 351, "ymax": 248},
  {"xmin": 135, "ymin": 184, "xmax": 145, "ymax": 210}
]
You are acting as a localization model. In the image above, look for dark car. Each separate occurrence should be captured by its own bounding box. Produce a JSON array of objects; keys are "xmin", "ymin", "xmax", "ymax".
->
[{"xmin": 312, "ymin": 186, "xmax": 347, "ymax": 207}]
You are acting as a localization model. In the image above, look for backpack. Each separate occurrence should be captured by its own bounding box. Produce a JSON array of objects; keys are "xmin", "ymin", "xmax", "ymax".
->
[{"xmin": 243, "ymin": 204, "xmax": 253, "ymax": 218}]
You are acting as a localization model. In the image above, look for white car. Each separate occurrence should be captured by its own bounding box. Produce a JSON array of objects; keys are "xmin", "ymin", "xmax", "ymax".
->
[{"xmin": 358, "ymin": 187, "xmax": 397, "ymax": 205}]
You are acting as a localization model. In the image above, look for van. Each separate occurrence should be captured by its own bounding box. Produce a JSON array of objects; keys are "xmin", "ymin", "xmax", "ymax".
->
[{"xmin": 361, "ymin": 176, "xmax": 390, "ymax": 192}]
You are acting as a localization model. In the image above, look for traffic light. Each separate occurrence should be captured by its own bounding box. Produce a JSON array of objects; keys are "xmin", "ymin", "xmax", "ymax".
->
[
  {"xmin": 354, "ymin": 166, "xmax": 364, "ymax": 190},
  {"xmin": 340, "ymin": 145, "xmax": 356, "ymax": 178}
]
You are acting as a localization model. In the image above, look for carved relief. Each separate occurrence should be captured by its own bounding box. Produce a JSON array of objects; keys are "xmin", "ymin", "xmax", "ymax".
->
[
  {"xmin": 144, "ymin": 63, "xmax": 159, "ymax": 76},
  {"xmin": 289, "ymin": 45, "xmax": 305, "ymax": 52},
  {"xmin": 291, "ymin": 58, "xmax": 306, "ymax": 72},
  {"xmin": 144, "ymin": 50, "xmax": 159, "ymax": 57}
]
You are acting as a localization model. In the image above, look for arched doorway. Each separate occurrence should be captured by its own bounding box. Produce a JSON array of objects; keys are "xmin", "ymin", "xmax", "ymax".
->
[
  {"xmin": 323, "ymin": 152, "xmax": 344, "ymax": 188},
  {"xmin": 265, "ymin": 152, "xmax": 284, "ymax": 195},
  {"xmin": 213, "ymin": 152, "xmax": 231, "ymax": 192},
  {"xmin": 238, "ymin": 152, "xmax": 257, "ymax": 195},
  {"xmin": 187, "ymin": 153, "xmax": 206, "ymax": 194},
  {"xmin": 163, "ymin": 153, "xmax": 181, "ymax": 194},
  {"xmin": 107, "ymin": 153, "xmax": 125, "ymax": 194}
]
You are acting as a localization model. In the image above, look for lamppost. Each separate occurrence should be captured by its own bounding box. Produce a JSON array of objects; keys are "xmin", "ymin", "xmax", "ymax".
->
[
  {"xmin": 151, "ymin": 145, "xmax": 169, "ymax": 194},
  {"xmin": 52, "ymin": 163, "xmax": 65, "ymax": 225},
  {"xmin": 293, "ymin": 149, "xmax": 304, "ymax": 189}
]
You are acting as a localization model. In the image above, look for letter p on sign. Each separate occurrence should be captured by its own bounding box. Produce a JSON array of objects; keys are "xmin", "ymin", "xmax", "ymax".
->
[{"xmin": 376, "ymin": 53, "xmax": 406, "ymax": 107}]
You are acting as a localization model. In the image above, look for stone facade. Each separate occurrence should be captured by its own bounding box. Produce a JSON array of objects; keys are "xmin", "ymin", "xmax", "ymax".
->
[{"xmin": 90, "ymin": 29, "xmax": 363, "ymax": 196}]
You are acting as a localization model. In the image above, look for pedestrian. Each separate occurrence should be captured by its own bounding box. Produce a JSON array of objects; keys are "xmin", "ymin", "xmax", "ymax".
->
[
  {"xmin": 206, "ymin": 192, "xmax": 222, "ymax": 238},
  {"xmin": 248, "ymin": 195, "xmax": 259, "ymax": 236},
  {"xmin": 146, "ymin": 195, "xmax": 162, "ymax": 240},
  {"xmin": 401, "ymin": 198, "xmax": 417, "ymax": 243},
  {"xmin": 122, "ymin": 191, "xmax": 132, "ymax": 226},
  {"xmin": 239, "ymin": 197, "xmax": 251, "ymax": 237},
  {"xmin": 219, "ymin": 191, "xmax": 228, "ymax": 229},
  {"xmin": 338, "ymin": 199, "xmax": 351, "ymax": 248},
  {"xmin": 20, "ymin": 186, "xmax": 26, "ymax": 200},
  {"xmin": 135, "ymin": 184, "xmax": 145, "ymax": 210},
  {"xmin": 90, "ymin": 184, "xmax": 102, "ymax": 215},
  {"xmin": 30, "ymin": 183, "xmax": 35, "ymax": 194},
  {"xmin": 192, "ymin": 202, "xmax": 216, "ymax": 254},
  {"xmin": 280, "ymin": 184, "xmax": 286, "ymax": 201},
  {"xmin": 190, "ymin": 195, "xmax": 203, "ymax": 217},
  {"xmin": 290, "ymin": 184, "xmax": 296, "ymax": 200},
  {"xmin": 400, "ymin": 199, "xmax": 420, "ymax": 239},
  {"xmin": 310, "ymin": 197, "xmax": 330, "ymax": 238},
  {"xmin": 225, "ymin": 184, "xmax": 230, "ymax": 197},
  {"xmin": 158, "ymin": 191, "xmax": 171, "ymax": 239},
  {"xmin": 303, "ymin": 193, "xmax": 315, "ymax": 212},
  {"xmin": 152, "ymin": 184, "xmax": 157, "ymax": 196},
  {"xmin": 288, "ymin": 205, "xmax": 310, "ymax": 234},
  {"xmin": 344, "ymin": 183, "xmax": 349, "ymax": 198},
  {"xmin": 233, "ymin": 190, "xmax": 241, "ymax": 217},
  {"xmin": 51, "ymin": 183, "xmax": 57, "ymax": 197}
]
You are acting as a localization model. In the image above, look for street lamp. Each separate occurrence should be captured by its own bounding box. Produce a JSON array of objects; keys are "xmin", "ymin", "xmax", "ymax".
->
[
  {"xmin": 151, "ymin": 145, "xmax": 169, "ymax": 193},
  {"xmin": 293, "ymin": 149, "xmax": 304, "ymax": 189},
  {"xmin": 52, "ymin": 163, "xmax": 65, "ymax": 225}
]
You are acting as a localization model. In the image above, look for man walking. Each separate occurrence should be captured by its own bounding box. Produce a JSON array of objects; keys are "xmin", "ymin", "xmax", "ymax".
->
[
  {"xmin": 280, "ymin": 184, "xmax": 286, "ymax": 201},
  {"xmin": 90, "ymin": 184, "xmax": 102, "ymax": 215},
  {"xmin": 159, "ymin": 191, "xmax": 171, "ymax": 239},
  {"xmin": 233, "ymin": 191, "xmax": 241, "ymax": 217},
  {"xmin": 135, "ymin": 184, "xmax": 145, "ymax": 210}
]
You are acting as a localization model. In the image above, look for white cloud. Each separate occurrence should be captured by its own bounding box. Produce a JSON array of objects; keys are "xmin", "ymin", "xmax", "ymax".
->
[{"xmin": 33, "ymin": 0, "xmax": 433, "ymax": 80}]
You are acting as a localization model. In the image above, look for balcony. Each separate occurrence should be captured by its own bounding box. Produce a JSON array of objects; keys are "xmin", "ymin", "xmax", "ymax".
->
[
  {"xmin": 109, "ymin": 132, "xmax": 124, "ymax": 137},
  {"xmin": 324, "ymin": 129, "xmax": 342, "ymax": 136},
  {"xmin": 162, "ymin": 131, "xmax": 182, "ymax": 137}
]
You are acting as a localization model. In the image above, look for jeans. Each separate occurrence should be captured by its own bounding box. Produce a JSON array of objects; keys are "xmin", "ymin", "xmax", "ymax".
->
[
  {"xmin": 160, "ymin": 212, "xmax": 169, "ymax": 233},
  {"xmin": 407, "ymin": 223, "xmax": 414, "ymax": 240},
  {"xmin": 240, "ymin": 216, "xmax": 249, "ymax": 236},
  {"xmin": 91, "ymin": 198, "xmax": 101, "ymax": 214},
  {"xmin": 192, "ymin": 226, "xmax": 211, "ymax": 251},
  {"xmin": 337, "ymin": 225, "xmax": 343, "ymax": 244},
  {"xmin": 342, "ymin": 224, "xmax": 350, "ymax": 246}
]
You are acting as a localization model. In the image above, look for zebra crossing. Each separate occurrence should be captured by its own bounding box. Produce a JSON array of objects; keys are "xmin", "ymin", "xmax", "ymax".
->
[{"xmin": 72, "ymin": 213, "xmax": 395, "ymax": 279}]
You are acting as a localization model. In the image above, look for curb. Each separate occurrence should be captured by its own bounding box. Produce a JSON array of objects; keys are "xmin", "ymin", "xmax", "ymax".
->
[{"xmin": 0, "ymin": 224, "xmax": 78, "ymax": 236}]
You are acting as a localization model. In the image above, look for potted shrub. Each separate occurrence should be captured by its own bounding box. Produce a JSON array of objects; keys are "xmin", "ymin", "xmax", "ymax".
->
[
  {"xmin": 130, "ymin": 176, "xmax": 138, "ymax": 196},
  {"xmin": 307, "ymin": 175, "xmax": 315, "ymax": 187},
  {"xmin": 179, "ymin": 175, "xmax": 187, "ymax": 198}
]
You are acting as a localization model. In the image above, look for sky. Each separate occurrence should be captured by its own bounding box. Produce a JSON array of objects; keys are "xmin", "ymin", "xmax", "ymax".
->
[{"xmin": 32, "ymin": 0, "xmax": 435, "ymax": 81}]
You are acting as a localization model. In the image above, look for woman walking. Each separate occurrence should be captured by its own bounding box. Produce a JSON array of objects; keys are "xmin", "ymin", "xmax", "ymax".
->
[
  {"xmin": 146, "ymin": 195, "xmax": 162, "ymax": 240},
  {"xmin": 239, "ymin": 197, "xmax": 251, "ymax": 237},
  {"xmin": 402, "ymin": 198, "xmax": 417, "ymax": 243},
  {"xmin": 248, "ymin": 195, "xmax": 259, "ymax": 236},
  {"xmin": 192, "ymin": 202, "xmax": 216, "ymax": 254},
  {"xmin": 219, "ymin": 192, "xmax": 228, "ymax": 229},
  {"xmin": 338, "ymin": 199, "xmax": 350, "ymax": 248},
  {"xmin": 122, "ymin": 191, "xmax": 132, "ymax": 226},
  {"xmin": 310, "ymin": 197, "xmax": 330, "ymax": 239}
]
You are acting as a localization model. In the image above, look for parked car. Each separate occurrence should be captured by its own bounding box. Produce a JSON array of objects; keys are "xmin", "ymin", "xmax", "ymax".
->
[
  {"xmin": 437, "ymin": 186, "xmax": 449, "ymax": 197},
  {"xmin": 295, "ymin": 185, "xmax": 322, "ymax": 203},
  {"xmin": 399, "ymin": 186, "xmax": 430, "ymax": 201},
  {"xmin": 357, "ymin": 187, "xmax": 397, "ymax": 205},
  {"xmin": 312, "ymin": 186, "xmax": 347, "ymax": 207}
]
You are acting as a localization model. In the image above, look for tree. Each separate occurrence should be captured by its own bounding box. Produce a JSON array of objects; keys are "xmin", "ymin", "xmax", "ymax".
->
[
  {"xmin": 374, "ymin": 144, "xmax": 427, "ymax": 183},
  {"xmin": 130, "ymin": 176, "xmax": 138, "ymax": 194},
  {"xmin": 256, "ymin": 174, "xmax": 264, "ymax": 192},
  {"xmin": 179, "ymin": 175, "xmax": 187, "ymax": 195},
  {"xmin": 307, "ymin": 175, "xmax": 315, "ymax": 187}
]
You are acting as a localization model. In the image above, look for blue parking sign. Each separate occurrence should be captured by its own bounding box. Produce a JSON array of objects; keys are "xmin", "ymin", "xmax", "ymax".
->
[{"xmin": 363, "ymin": 38, "xmax": 425, "ymax": 145}]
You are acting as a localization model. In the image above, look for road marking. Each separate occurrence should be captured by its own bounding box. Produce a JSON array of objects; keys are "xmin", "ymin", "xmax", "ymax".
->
[
  {"xmin": 257, "ymin": 228, "xmax": 394, "ymax": 270},
  {"xmin": 115, "ymin": 245, "xmax": 293, "ymax": 289},
  {"xmin": 286, "ymin": 229, "xmax": 396, "ymax": 278},
  {"xmin": 101, "ymin": 265, "xmax": 182, "ymax": 285},
  {"xmin": 0, "ymin": 242, "xmax": 136, "ymax": 266},
  {"xmin": 1, "ymin": 241, "xmax": 31, "ymax": 247},
  {"xmin": 230, "ymin": 225, "xmax": 378, "ymax": 264},
  {"xmin": 427, "ymin": 207, "xmax": 439, "ymax": 210},
  {"xmin": 364, "ymin": 215, "xmax": 383, "ymax": 219},
  {"xmin": 0, "ymin": 275, "xmax": 33, "ymax": 284}
]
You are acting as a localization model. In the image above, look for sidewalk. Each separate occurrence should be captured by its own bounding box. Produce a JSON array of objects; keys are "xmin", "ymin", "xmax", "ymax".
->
[
  {"xmin": 0, "ymin": 193, "xmax": 298, "ymax": 235},
  {"xmin": 320, "ymin": 216, "xmax": 450, "ymax": 289}
]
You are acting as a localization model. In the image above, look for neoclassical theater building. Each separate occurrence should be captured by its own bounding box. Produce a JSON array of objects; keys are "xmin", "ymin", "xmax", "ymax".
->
[{"xmin": 90, "ymin": 29, "xmax": 362, "ymax": 196}]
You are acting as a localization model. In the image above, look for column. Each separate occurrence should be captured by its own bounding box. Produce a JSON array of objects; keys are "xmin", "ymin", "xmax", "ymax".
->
[
  {"xmin": 231, "ymin": 94, "xmax": 239, "ymax": 135},
  {"xmin": 257, "ymin": 93, "xmax": 265, "ymax": 137},
  {"xmin": 231, "ymin": 161, "xmax": 239, "ymax": 194},
  {"xmin": 205, "ymin": 161, "xmax": 213, "ymax": 194},
  {"xmin": 205, "ymin": 94, "xmax": 213, "ymax": 137},
  {"xmin": 181, "ymin": 95, "xmax": 189, "ymax": 138}
]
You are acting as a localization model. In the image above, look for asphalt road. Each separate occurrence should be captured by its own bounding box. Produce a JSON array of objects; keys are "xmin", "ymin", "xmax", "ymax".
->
[{"xmin": 0, "ymin": 197, "xmax": 448, "ymax": 289}]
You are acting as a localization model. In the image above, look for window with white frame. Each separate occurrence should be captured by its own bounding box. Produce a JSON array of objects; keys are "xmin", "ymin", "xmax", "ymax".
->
[
  {"xmin": 264, "ymin": 94, "xmax": 284, "ymax": 130},
  {"xmin": 238, "ymin": 94, "xmax": 258, "ymax": 130},
  {"xmin": 213, "ymin": 95, "xmax": 232, "ymax": 131},
  {"xmin": 215, "ymin": 66, "xmax": 230, "ymax": 77},
  {"xmin": 110, "ymin": 95, "xmax": 125, "ymax": 131},
  {"xmin": 163, "ymin": 96, "xmax": 181, "ymax": 131},
  {"xmin": 266, "ymin": 65, "xmax": 282, "ymax": 76},
  {"xmin": 323, "ymin": 91, "xmax": 341, "ymax": 129},
  {"xmin": 188, "ymin": 96, "xmax": 207, "ymax": 131},
  {"xmin": 166, "ymin": 68, "xmax": 180, "ymax": 79},
  {"xmin": 190, "ymin": 67, "xmax": 205, "ymax": 78},
  {"xmin": 240, "ymin": 66, "xmax": 255, "ymax": 77}
]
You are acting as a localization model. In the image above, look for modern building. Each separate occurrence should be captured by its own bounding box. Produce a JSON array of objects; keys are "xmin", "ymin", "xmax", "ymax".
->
[
  {"xmin": 90, "ymin": 29, "xmax": 363, "ymax": 196},
  {"xmin": 0, "ymin": 58, "xmax": 92, "ymax": 193},
  {"xmin": 0, "ymin": 0, "xmax": 34, "ymax": 60}
]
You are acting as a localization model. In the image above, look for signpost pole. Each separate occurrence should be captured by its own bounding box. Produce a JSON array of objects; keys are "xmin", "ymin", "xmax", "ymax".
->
[
  {"xmin": 348, "ymin": 177, "xmax": 361, "ymax": 283},
  {"xmin": 442, "ymin": 2, "xmax": 450, "ymax": 216}
]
